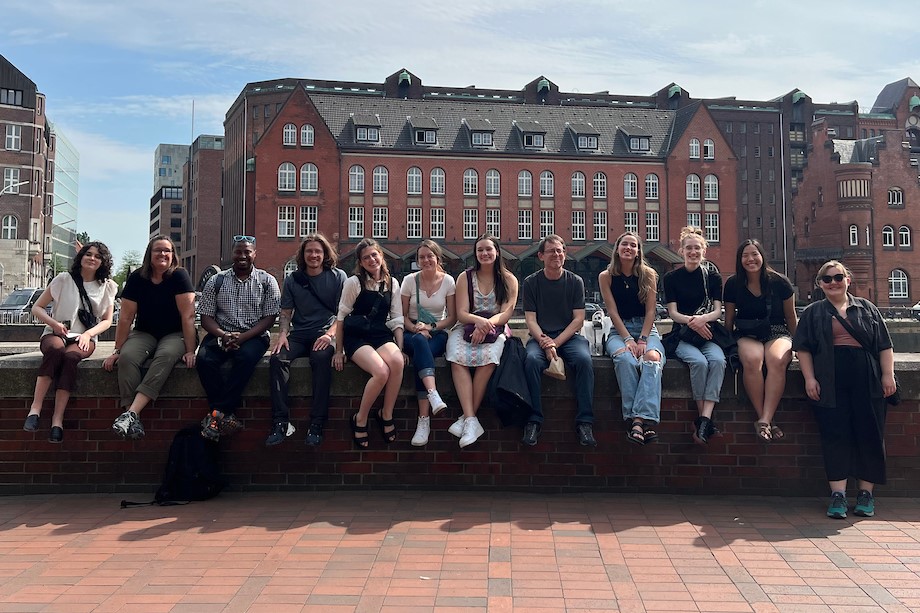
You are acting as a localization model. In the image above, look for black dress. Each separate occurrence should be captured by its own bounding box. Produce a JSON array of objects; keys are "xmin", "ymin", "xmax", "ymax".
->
[{"xmin": 343, "ymin": 285, "xmax": 394, "ymax": 357}]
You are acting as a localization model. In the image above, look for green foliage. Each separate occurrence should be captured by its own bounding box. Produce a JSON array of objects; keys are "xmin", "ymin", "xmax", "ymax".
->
[{"xmin": 113, "ymin": 250, "xmax": 142, "ymax": 288}]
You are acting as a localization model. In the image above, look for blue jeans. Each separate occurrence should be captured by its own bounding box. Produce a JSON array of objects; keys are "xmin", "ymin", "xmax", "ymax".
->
[
  {"xmin": 524, "ymin": 334, "xmax": 594, "ymax": 425},
  {"xmin": 674, "ymin": 339, "xmax": 726, "ymax": 402},
  {"xmin": 404, "ymin": 330, "xmax": 448, "ymax": 396},
  {"xmin": 605, "ymin": 317, "xmax": 665, "ymax": 423}
]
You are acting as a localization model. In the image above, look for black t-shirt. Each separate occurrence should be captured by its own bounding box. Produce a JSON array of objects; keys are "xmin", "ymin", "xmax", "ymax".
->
[
  {"xmin": 522, "ymin": 269, "xmax": 585, "ymax": 336},
  {"xmin": 663, "ymin": 266, "xmax": 723, "ymax": 315},
  {"xmin": 121, "ymin": 268, "xmax": 195, "ymax": 339},
  {"xmin": 608, "ymin": 274, "xmax": 645, "ymax": 320},
  {"xmin": 723, "ymin": 273, "xmax": 794, "ymax": 324}
]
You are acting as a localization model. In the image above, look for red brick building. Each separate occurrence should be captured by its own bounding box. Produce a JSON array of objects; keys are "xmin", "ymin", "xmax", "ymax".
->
[{"xmin": 180, "ymin": 135, "xmax": 223, "ymax": 286}]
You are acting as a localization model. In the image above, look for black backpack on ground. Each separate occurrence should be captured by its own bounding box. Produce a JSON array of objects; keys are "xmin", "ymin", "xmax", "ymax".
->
[{"xmin": 121, "ymin": 426, "xmax": 226, "ymax": 508}]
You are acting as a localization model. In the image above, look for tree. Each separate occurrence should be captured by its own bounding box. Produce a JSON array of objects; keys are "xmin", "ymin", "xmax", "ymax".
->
[
  {"xmin": 113, "ymin": 250, "xmax": 142, "ymax": 289},
  {"xmin": 74, "ymin": 231, "xmax": 92, "ymax": 251}
]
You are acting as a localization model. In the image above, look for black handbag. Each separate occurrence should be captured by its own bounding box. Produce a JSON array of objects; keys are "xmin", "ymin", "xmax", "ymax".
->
[
  {"xmin": 70, "ymin": 273, "xmax": 99, "ymax": 330},
  {"xmin": 832, "ymin": 312, "xmax": 901, "ymax": 405}
]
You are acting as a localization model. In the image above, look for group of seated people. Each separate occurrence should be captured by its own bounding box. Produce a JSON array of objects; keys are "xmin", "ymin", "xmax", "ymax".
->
[{"xmin": 21, "ymin": 228, "xmax": 897, "ymax": 519}]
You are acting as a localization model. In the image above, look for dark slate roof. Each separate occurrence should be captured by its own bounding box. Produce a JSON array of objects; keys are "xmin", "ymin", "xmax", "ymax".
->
[
  {"xmin": 619, "ymin": 125, "xmax": 651, "ymax": 137},
  {"xmin": 352, "ymin": 113, "xmax": 380, "ymax": 127},
  {"xmin": 666, "ymin": 100, "xmax": 703, "ymax": 152},
  {"xmin": 307, "ymin": 91, "xmax": 679, "ymax": 158},
  {"xmin": 870, "ymin": 77, "xmax": 919, "ymax": 114},
  {"xmin": 567, "ymin": 122, "xmax": 599, "ymax": 136},
  {"xmin": 408, "ymin": 116, "xmax": 439, "ymax": 130},
  {"xmin": 464, "ymin": 118, "xmax": 494, "ymax": 131},
  {"xmin": 832, "ymin": 135, "xmax": 884, "ymax": 164}
]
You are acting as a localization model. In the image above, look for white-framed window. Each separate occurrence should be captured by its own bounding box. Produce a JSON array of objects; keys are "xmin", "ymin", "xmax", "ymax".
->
[
  {"xmin": 3, "ymin": 168, "xmax": 21, "ymax": 193},
  {"xmin": 406, "ymin": 208, "xmax": 422, "ymax": 239},
  {"xmin": 430, "ymin": 208, "xmax": 445, "ymax": 239},
  {"xmin": 486, "ymin": 169, "xmax": 501, "ymax": 197},
  {"xmin": 1, "ymin": 214, "xmax": 17, "ymax": 239},
  {"xmin": 704, "ymin": 174, "xmax": 719, "ymax": 201},
  {"xmin": 687, "ymin": 212, "xmax": 702, "ymax": 229},
  {"xmin": 703, "ymin": 139, "xmax": 715, "ymax": 160},
  {"xmin": 577, "ymin": 135, "xmax": 598, "ymax": 150},
  {"xmin": 415, "ymin": 129, "xmax": 437, "ymax": 145},
  {"xmin": 5, "ymin": 124, "xmax": 22, "ymax": 151},
  {"xmin": 754, "ymin": 169, "xmax": 762, "ymax": 181},
  {"xmin": 593, "ymin": 210, "xmax": 607, "ymax": 241},
  {"xmin": 754, "ymin": 146, "xmax": 761, "ymax": 158},
  {"xmin": 883, "ymin": 225, "xmax": 895, "ymax": 247},
  {"xmin": 372, "ymin": 166, "xmax": 388, "ymax": 194},
  {"xmin": 540, "ymin": 210, "xmax": 554, "ymax": 238},
  {"xmin": 430, "ymin": 168, "xmax": 445, "ymax": 195},
  {"xmin": 523, "ymin": 133, "xmax": 544, "ymax": 148},
  {"xmin": 278, "ymin": 162, "xmax": 296, "ymax": 191},
  {"xmin": 900, "ymin": 225, "xmax": 912, "ymax": 247},
  {"xmin": 768, "ymin": 169, "xmax": 775, "ymax": 182},
  {"xmin": 686, "ymin": 174, "xmax": 701, "ymax": 200},
  {"xmin": 486, "ymin": 209, "xmax": 501, "ymax": 237},
  {"xmin": 407, "ymin": 167, "xmax": 422, "ymax": 195},
  {"xmin": 890, "ymin": 269, "xmax": 909, "ymax": 299},
  {"xmin": 300, "ymin": 163, "xmax": 318, "ymax": 193},
  {"xmin": 518, "ymin": 209, "xmax": 532, "ymax": 240},
  {"xmin": 471, "ymin": 131, "xmax": 493, "ymax": 146},
  {"xmin": 705, "ymin": 213, "xmax": 720, "ymax": 243},
  {"xmin": 624, "ymin": 211, "xmax": 638, "ymax": 234},
  {"xmin": 539, "ymin": 171, "xmax": 554, "ymax": 197},
  {"xmin": 463, "ymin": 208, "xmax": 479, "ymax": 239},
  {"xmin": 849, "ymin": 224, "xmax": 859, "ymax": 246},
  {"xmin": 889, "ymin": 187, "xmax": 904, "ymax": 207},
  {"xmin": 645, "ymin": 174, "xmax": 659, "ymax": 200},
  {"xmin": 299, "ymin": 206, "xmax": 317, "ymax": 236},
  {"xmin": 623, "ymin": 173, "xmax": 638, "ymax": 199},
  {"xmin": 571, "ymin": 172, "xmax": 586, "ymax": 198},
  {"xmin": 629, "ymin": 136, "xmax": 650, "ymax": 151},
  {"xmin": 372, "ymin": 207, "xmax": 388, "ymax": 238},
  {"xmin": 277, "ymin": 205, "xmax": 295, "ymax": 237},
  {"xmin": 301, "ymin": 124, "xmax": 314, "ymax": 146},
  {"xmin": 463, "ymin": 169, "xmax": 478, "ymax": 196},
  {"xmin": 572, "ymin": 210, "xmax": 586, "ymax": 241},
  {"xmin": 348, "ymin": 206, "xmax": 364, "ymax": 238},
  {"xmin": 518, "ymin": 170, "xmax": 532, "ymax": 197},
  {"xmin": 356, "ymin": 126, "xmax": 379, "ymax": 142},
  {"xmin": 282, "ymin": 123, "xmax": 297, "ymax": 146},
  {"xmin": 593, "ymin": 172, "xmax": 607, "ymax": 198},
  {"xmin": 689, "ymin": 138, "xmax": 700, "ymax": 159},
  {"xmin": 284, "ymin": 260, "xmax": 298, "ymax": 277},
  {"xmin": 349, "ymin": 165, "xmax": 364, "ymax": 193},
  {"xmin": 646, "ymin": 211, "xmax": 660, "ymax": 242}
]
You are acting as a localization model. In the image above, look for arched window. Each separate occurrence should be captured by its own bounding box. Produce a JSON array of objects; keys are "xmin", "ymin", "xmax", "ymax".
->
[
  {"xmin": 704, "ymin": 174, "xmax": 719, "ymax": 200},
  {"xmin": 463, "ymin": 169, "xmax": 478, "ymax": 196},
  {"xmin": 540, "ymin": 171, "xmax": 554, "ymax": 197},
  {"xmin": 571, "ymin": 172, "xmax": 585, "ymax": 198},
  {"xmin": 348, "ymin": 165, "xmax": 364, "ymax": 193},
  {"xmin": 278, "ymin": 162, "xmax": 296, "ymax": 191},
  {"xmin": 645, "ymin": 174, "xmax": 659, "ymax": 200},
  {"xmin": 849, "ymin": 224, "xmax": 859, "ymax": 246},
  {"xmin": 430, "ymin": 168, "xmax": 445, "ymax": 195},
  {"xmin": 686, "ymin": 174, "xmax": 701, "ymax": 200},
  {"xmin": 593, "ymin": 172, "xmax": 607, "ymax": 198},
  {"xmin": 899, "ymin": 225, "xmax": 911, "ymax": 247},
  {"xmin": 282, "ymin": 123, "xmax": 297, "ymax": 146},
  {"xmin": 486, "ymin": 169, "xmax": 501, "ymax": 197},
  {"xmin": 889, "ymin": 269, "xmax": 909, "ymax": 299},
  {"xmin": 689, "ymin": 138, "xmax": 700, "ymax": 159},
  {"xmin": 1, "ymin": 214, "xmax": 17, "ymax": 240},
  {"xmin": 407, "ymin": 167, "xmax": 422, "ymax": 195},
  {"xmin": 283, "ymin": 260, "xmax": 298, "ymax": 277},
  {"xmin": 888, "ymin": 187, "xmax": 904, "ymax": 207},
  {"xmin": 623, "ymin": 173, "xmax": 638, "ymax": 199},
  {"xmin": 518, "ymin": 170, "xmax": 532, "ymax": 197},
  {"xmin": 882, "ymin": 225, "xmax": 895, "ymax": 247},
  {"xmin": 300, "ymin": 124, "xmax": 314, "ymax": 146},
  {"xmin": 703, "ymin": 139, "xmax": 715, "ymax": 160},
  {"xmin": 300, "ymin": 163, "xmax": 318, "ymax": 192},
  {"xmin": 372, "ymin": 166, "xmax": 388, "ymax": 194}
]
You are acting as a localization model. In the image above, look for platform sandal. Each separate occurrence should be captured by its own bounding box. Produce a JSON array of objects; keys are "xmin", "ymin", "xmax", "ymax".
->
[
  {"xmin": 642, "ymin": 423, "xmax": 659, "ymax": 444},
  {"xmin": 374, "ymin": 409, "xmax": 398, "ymax": 444},
  {"xmin": 350, "ymin": 413, "xmax": 369, "ymax": 449},
  {"xmin": 627, "ymin": 420, "xmax": 645, "ymax": 445}
]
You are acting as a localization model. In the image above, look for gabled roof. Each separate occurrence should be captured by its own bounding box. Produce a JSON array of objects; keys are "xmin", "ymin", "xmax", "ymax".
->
[
  {"xmin": 514, "ymin": 120, "xmax": 545, "ymax": 133},
  {"xmin": 619, "ymin": 125, "xmax": 651, "ymax": 137},
  {"xmin": 464, "ymin": 118, "xmax": 493, "ymax": 131},
  {"xmin": 567, "ymin": 122, "xmax": 599, "ymax": 136},
  {"xmin": 871, "ymin": 77, "xmax": 919, "ymax": 114},
  {"xmin": 352, "ymin": 113, "xmax": 380, "ymax": 127},
  {"xmin": 408, "ymin": 116, "xmax": 438, "ymax": 130}
]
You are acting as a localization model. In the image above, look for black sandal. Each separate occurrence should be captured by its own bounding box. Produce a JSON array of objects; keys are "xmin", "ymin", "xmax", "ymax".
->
[
  {"xmin": 627, "ymin": 420, "xmax": 645, "ymax": 445},
  {"xmin": 350, "ymin": 414, "xmax": 369, "ymax": 449},
  {"xmin": 642, "ymin": 424, "xmax": 659, "ymax": 444},
  {"xmin": 374, "ymin": 409, "xmax": 398, "ymax": 444}
]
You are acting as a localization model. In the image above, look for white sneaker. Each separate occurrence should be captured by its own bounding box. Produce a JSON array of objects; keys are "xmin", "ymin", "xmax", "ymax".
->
[
  {"xmin": 459, "ymin": 416, "xmax": 485, "ymax": 448},
  {"xmin": 448, "ymin": 416, "xmax": 467, "ymax": 438},
  {"xmin": 427, "ymin": 390, "xmax": 447, "ymax": 416},
  {"xmin": 411, "ymin": 416, "xmax": 430, "ymax": 446}
]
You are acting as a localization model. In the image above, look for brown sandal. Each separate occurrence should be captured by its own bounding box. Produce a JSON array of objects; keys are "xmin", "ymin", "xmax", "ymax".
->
[
  {"xmin": 770, "ymin": 425, "xmax": 784, "ymax": 441},
  {"xmin": 755, "ymin": 421, "xmax": 772, "ymax": 442}
]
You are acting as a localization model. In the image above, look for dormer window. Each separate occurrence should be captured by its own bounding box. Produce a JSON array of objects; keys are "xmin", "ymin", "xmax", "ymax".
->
[
  {"xmin": 465, "ymin": 118, "xmax": 495, "ymax": 148},
  {"xmin": 515, "ymin": 120, "xmax": 546, "ymax": 150},
  {"xmin": 578, "ymin": 135, "xmax": 598, "ymax": 150},
  {"xmin": 620, "ymin": 125, "xmax": 651, "ymax": 153},
  {"xmin": 523, "ymin": 133, "xmax": 544, "ymax": 148},
  {"xmin": 415, "ymin": 129, "xmax": 436, "ymax": 144},
  {"xmin": 409, "ymin": 116, "xmax": 439, "ymax": 146},
  {"xmin": 630, "ymin": 137, "xmax": 650, "ymax": 151},
  {"xmin": 353, "ymin": 113, "xmax": 381, "ymax": 143},
  {"xmin": 472, "ymin": 131, "xmax": 493, "ymax": 146},
  {"xmin": 569, "ymin": 123, "xmax": 599, "ymax": 151},
  {"xmin": 356, "ymin": 127, "xmax": 379, "ymax": 142}
]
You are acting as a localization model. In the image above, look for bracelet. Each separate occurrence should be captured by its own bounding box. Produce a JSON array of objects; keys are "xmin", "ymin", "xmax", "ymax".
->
[
  {"xmin": 112, "ymin": 348, "xmax": 121, "ymax": 354},
  {"xmin": 623, "ymin": 336, "xmax": 635, "ymax": 343}
]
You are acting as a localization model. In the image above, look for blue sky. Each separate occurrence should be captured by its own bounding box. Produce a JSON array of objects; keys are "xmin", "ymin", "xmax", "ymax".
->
[{"xmin": 5, "ymin": 0, "xmax": 918, "ymax": 267}]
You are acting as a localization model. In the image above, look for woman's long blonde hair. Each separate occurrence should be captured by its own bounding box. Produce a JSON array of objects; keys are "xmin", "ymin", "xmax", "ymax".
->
[{"xmin": 607, "ymin": 231, "xmax": 656, "ymax": 302}]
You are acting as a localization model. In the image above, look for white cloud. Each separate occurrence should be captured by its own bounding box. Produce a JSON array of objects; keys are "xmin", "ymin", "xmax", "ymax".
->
[{"xmin": 57, "ymin": 128, "xmax": 149, "ymax": 181}]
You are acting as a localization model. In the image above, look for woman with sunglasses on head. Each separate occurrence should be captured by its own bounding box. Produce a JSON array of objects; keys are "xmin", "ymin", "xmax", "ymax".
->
[
  {"xmin": 103, "ymin": 236, "xmax": 197, "ymax": 440},
  {"xmin": 401, "ymin": 240, "xmax": 457, "ymax": 446},
  {"xmin": 793, "ymin": 261, "xmax": 896, "ymax": 519},
  {"xmin": 23, "ymin": 241, "xmax": 118, "ymax": 442},
  {"xmin": 599, "ymin": 231, "xmax": 666, "ymax": 445},
  {"xmin": 332, "ymin": 238, "xmax": 405, "ymax": 448},
  {"xmin": 723, "ymin": 239, "xmax": 797, "ymax": 443}
]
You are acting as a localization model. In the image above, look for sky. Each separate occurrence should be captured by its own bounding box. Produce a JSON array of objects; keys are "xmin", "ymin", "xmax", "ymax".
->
[{"xmin": 4, "ymin": 0, "xmax": 918, "ymax": 268}]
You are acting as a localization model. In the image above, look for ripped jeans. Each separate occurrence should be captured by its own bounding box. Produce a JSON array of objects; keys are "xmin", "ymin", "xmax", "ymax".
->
[{"xmin": 605, "ymin": 317, "xmax": 666, "ymax": 423}]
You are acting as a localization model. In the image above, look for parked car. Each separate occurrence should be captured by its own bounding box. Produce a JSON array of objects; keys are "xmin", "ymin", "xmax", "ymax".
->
[{"xmin": 0, "ymin": 288, "xmax": 42, "ymax": 323}]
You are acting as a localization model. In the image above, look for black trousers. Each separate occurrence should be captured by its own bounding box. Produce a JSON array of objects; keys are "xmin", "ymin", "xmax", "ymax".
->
[
  {"xmin": 196, "ymin": 334, "xmax": 269, "ymax": 416},
  {"xmin": 269, "ymin": 332, "xmax": 333, "ymax": 426}
]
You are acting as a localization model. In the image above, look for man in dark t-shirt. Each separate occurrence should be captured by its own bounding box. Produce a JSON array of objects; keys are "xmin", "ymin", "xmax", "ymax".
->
[{"xmin": 521, "ymin": 235, "xmax": 596, "ymax": 447}]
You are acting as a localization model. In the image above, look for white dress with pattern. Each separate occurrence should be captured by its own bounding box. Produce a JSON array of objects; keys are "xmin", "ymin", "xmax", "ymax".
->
[{"xmin": 446, "ymin": 273, "xmax": 507, "ymax": 367}]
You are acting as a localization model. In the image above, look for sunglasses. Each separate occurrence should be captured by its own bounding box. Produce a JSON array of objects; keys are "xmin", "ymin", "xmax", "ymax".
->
[
  {"xmin": 819, "ymin": 273, "xmax": 846, "ymax": 284},
  {"xmin": 233, "ymin": 235, "xmax": 256, "ymax": 244}
]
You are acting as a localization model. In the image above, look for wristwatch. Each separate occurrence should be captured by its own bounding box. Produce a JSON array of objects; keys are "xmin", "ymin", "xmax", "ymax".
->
[{"xmin": 638, "ymin": 335, "xmax": 649, "ymax": 342}]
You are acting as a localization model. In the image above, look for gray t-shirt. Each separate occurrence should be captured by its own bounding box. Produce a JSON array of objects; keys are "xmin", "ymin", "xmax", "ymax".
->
[
  {"xmin": 522, "ymin": 269, "xmax": 586, "ymax": 336},
  {"xmin": 280, "ymin": 267, "xmax": 346, "ymax": 340}
]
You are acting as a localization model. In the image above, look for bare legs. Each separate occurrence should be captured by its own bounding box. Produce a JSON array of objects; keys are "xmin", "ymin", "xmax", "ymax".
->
[
  {"xmin": 451, "ymin": 362, "xmax": 495, "ymax": 418},
  {"xmin": 738, "ymin": 336, "xmax": 792, "ymax": 430},
  {"xmin": 350, "ymin": 342, "xmax": 405, "ymax": 440}
]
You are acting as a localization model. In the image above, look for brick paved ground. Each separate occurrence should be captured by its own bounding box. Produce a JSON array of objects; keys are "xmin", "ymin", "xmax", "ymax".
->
[{"xmin": 0, "ymin": 491, "xmax": 919, "ymax": 612}]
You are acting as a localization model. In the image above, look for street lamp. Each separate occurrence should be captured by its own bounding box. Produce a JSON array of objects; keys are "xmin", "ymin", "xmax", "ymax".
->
[{"xmin": 0, "ymin": 180, "xmax": 29, "ymax": 197}]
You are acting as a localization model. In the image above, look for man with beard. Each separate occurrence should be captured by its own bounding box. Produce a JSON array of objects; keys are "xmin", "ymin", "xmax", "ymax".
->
[{"xmin": 196, "ymin": 236, "xmax": 281, "ymax": 441}]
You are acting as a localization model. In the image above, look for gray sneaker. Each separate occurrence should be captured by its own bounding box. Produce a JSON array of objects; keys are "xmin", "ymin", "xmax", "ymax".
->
[{"xmin": 112, "ymin": 410, "xmax": 136, "ymax": 439}]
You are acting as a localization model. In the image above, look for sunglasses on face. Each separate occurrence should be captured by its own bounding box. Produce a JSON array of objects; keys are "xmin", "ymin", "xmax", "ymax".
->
[{"xmin": 820, "ymin": 274, "xmax": 846, "ymax": 284}]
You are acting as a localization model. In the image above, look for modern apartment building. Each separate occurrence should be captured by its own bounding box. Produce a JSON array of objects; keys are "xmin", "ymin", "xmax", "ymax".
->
[{"xmin": 180, "ymin": 134, "xmax": 223, "ymax": 285}]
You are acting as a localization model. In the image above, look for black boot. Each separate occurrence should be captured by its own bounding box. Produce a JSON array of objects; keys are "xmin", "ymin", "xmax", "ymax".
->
[{"xmin": 693, "ymin": 416, "xmax": 711, "ymax": 445}]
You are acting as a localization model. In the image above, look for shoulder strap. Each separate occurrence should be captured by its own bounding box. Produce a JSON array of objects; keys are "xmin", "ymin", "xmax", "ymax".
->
[
  {"xmin": 213, "ymin": 272, "xmax": 224, "ymax": 294},
  {"xmin": 466, "ymin": 267, "xmax": 475, "ymax": 309},
  {"xmin": 70, "ymin": 272, "xmax": 93, "ymax": 312},
  {"xmin": 831, "ymin": 311, "xmax": 874, "ymax": 355},
  {"xmin": 415, "ymin": 272, "xmax": 423, "ymax": 310},
  {"xmin": 292, "ymin": 270, "xmax": 335, "ymax": 314}
]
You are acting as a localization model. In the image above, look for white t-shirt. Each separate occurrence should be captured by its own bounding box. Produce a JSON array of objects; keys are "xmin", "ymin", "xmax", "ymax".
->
[
  {"xmin": 42, "ymin": 272, "xmax": 118, "ymax": 341},
  {"xmin": 399, "ymin": 272, "xmax": 456, "ymax": 322}
]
